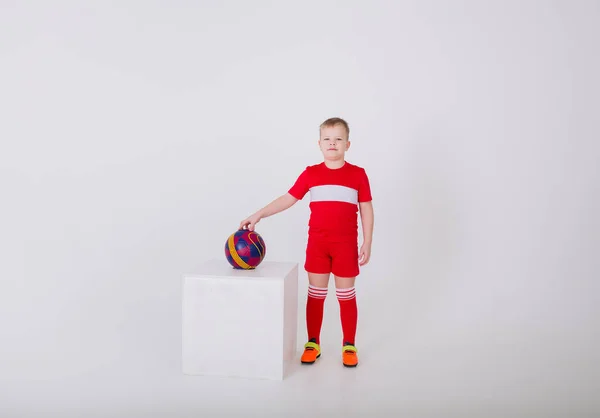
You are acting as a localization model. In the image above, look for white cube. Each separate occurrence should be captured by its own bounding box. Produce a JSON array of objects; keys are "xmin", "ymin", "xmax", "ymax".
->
[{"xmin": 182, "ymin": 258, "xmax": 299, "ymax": 380}]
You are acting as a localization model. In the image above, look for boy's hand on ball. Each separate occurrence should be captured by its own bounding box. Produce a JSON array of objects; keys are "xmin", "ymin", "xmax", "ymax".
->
[{"xmin": 239, "ymin": 213, "xmax": 261, "ymax": 231}]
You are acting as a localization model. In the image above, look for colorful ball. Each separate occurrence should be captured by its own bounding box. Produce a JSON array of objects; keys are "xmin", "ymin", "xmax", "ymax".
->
[{"xmin": 224, "ymin": 229, "xmax": 266, "ymax": 269}]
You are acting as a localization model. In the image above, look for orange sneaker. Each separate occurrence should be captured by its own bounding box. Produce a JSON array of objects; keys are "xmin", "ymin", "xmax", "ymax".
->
[
  {"xmin": 301, "ymin": 339, "xmax": 321, "ymax": 364},
  {"xmin": 342, "ymin": 342, "xmax": 358, "ymax": 367}
]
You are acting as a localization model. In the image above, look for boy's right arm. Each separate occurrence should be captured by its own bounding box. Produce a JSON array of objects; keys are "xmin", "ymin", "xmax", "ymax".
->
[{"xmin": 239, "ymin": 193, "xmax": 299, "ymax": 231}]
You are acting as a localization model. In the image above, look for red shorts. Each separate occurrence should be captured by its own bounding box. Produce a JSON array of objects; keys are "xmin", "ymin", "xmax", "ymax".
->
[{"xmin": 304, "ymin": 237, "xmax": 359, "ymax": 278}]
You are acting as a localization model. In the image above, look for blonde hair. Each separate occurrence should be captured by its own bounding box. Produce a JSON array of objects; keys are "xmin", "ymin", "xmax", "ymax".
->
[{"xmin": 320, "ymin": 117, "xmax": 350, "ymax": 138}]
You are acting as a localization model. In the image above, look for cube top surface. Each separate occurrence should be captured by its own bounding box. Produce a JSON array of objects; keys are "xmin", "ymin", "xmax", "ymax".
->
[{"xmin": 184, "ymin": 258, "xmax": 298, "ymax": 281}]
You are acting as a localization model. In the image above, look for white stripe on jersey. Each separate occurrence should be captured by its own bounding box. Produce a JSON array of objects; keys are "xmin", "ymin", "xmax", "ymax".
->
[{"xmin": 309, "ymin": 185, "xmax": 358, "ymax": 205}]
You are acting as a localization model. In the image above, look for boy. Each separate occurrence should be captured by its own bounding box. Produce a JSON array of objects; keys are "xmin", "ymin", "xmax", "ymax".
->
[{"xmin": 239, "ymin": 117, "xmax": 374, "ymax": 367}]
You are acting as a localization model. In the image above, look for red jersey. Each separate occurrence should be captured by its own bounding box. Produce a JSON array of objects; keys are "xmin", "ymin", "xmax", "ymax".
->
[{"xmin": 288, "ymin": 161, "xmax": 372, "ymax": 241}]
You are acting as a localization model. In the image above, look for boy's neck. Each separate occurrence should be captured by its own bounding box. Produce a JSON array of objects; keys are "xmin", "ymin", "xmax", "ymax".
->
[{"xmin": 324, "ymin": 159, "xmax": 346, "ymax": 169}]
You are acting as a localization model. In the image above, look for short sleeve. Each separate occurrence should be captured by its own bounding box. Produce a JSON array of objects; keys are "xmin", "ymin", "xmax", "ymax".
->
[
  {"xmin": 288, "ymin": 167, "xmax": 310, "ymax": 200},
  {"xmin": 358, "ymin": 168, "xmax": 372, "ymax": 202}
]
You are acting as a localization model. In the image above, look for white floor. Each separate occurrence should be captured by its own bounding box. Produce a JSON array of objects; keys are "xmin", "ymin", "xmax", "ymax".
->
[{"xmin": 1, "ymin": 279, "xmax": 598, "ymax": 418}]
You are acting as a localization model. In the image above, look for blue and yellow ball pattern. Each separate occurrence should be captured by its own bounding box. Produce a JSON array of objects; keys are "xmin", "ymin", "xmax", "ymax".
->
[{"xmin": 225, "ymin": 229, "xmax": 266, "ymax": 269}]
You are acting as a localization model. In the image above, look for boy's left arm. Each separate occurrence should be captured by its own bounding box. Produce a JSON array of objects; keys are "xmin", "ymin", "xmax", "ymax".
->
[{"xmin": 359, "ymin": 201, "xmax": 374, "ymax": 266}]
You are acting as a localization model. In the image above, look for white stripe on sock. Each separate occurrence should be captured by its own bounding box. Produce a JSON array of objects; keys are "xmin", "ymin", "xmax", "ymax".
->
[
  {"xmin": 336, "ymin": 287, "xmax": 356, "ymax": 300},
  {"xmin": 308, "ymin": 285, "xmax": 328, "ymax": 299}
]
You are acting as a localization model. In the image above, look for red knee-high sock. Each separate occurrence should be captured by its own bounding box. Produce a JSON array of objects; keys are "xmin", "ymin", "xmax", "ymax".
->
[
  {"xmin": 336, "ymin": 287, "xmax": 357, "ymax": 345},
  {"xmin": 306, "ymin": 285, "xmax": 327, "ymax": 344}
]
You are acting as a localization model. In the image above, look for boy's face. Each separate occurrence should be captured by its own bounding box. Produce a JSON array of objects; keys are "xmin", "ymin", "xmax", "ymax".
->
[{"xmin": 318, "ymin": 124, "xmax": 350, "ymax": 160}]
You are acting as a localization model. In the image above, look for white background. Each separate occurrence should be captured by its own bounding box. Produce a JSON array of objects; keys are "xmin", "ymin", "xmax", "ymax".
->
[{"xmin": 1, "ymin": 1, "xmax": 598, "ymax": 416}]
